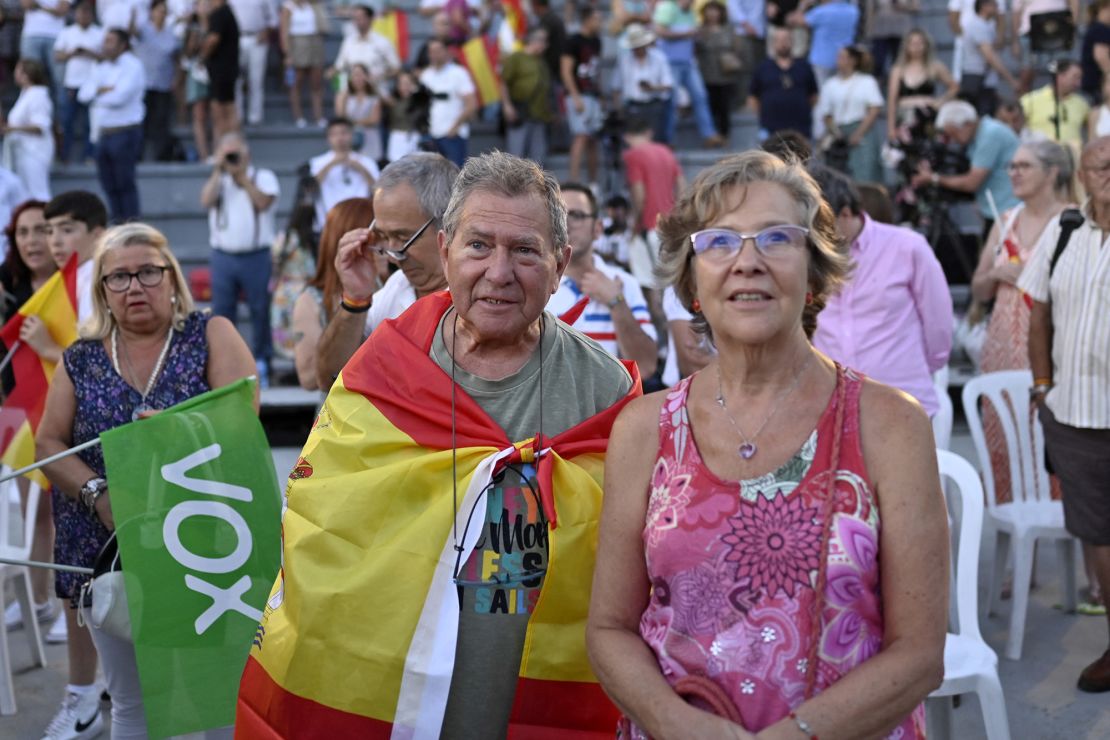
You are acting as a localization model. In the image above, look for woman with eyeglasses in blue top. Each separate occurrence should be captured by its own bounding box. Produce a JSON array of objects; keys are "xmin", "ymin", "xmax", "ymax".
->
[{"xmin": 588, "ymin": 151, "xmax": 949, "ymax": 739}]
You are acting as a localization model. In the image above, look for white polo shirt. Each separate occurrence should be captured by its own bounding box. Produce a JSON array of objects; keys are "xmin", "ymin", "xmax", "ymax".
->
[
  {"xmin": 309, "ymin": 150, "xmax": 379, "ymax": 231},
  {"xmin": 362, "ymin": 269, "xmax": 417, "ymax": 339},
  {"xmin": 207, "ymin": 166, "xmax": 281, "ymax": 253},
  {"xmin": 545, "ymin": 253, "xmax": 657, "ymax": 361}
]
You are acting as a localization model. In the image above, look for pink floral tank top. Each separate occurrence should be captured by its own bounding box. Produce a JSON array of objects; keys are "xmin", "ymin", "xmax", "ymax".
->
[{"xmin": 631, "ymin": 366, "xmax": 925, "ymax": 737}]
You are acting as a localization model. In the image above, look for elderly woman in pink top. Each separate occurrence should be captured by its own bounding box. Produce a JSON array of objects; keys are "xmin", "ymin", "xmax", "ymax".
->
[
  {"xmin": 809, "ymin": 164, "xmax": 954, "ymax": 417},
  {"xmin": 588, "ymin": 151, "xmax": 948, "ymax": 738}
]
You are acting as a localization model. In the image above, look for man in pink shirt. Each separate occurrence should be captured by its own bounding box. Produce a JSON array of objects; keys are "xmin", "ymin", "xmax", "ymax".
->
[
  {"xmin": 622, "ymin": 115, "xmax": 686, "ymax": 235},
  {"xmin": 809, "ymin": 165, "xmax": 953, "ymax": 416}
]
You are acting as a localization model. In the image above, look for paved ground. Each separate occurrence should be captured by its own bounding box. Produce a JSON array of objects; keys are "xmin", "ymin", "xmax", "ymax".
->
[{"xmin": 3, "ymin": 429, "xmax": 1109, "ymax": 738}]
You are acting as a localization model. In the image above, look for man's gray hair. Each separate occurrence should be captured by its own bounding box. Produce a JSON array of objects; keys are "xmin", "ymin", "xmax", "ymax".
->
[
  {"xmin": 442, "ymin": 151, "xmax": 568, "ymax": 251},
  {"xmin": 936, "ymin": 100, "xmax": 979, "ymax": 129},
  {"xmin": 376, "ymin": 152, "xmax": 460, "ymax": 228}
]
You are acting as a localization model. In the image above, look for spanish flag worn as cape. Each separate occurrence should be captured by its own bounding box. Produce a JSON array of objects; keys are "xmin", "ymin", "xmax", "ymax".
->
[
  {"xmin": 237, "ymin": 291, "xmax": 639, "ymax": 738},
  {"xmin": 0, "ymin": 254, "xmax": 79, "ymax": 487}
]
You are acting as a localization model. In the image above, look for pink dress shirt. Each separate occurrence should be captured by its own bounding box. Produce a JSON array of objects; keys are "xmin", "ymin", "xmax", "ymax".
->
[{"xmin": 812, "ymin": 215, "xmax": 953, "ymax": 416}]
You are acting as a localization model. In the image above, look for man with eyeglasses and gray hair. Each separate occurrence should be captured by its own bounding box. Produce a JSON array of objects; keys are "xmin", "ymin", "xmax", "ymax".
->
[{"xmin": 314, "ymin": 151, "xmax": 458, "ymax": 388}]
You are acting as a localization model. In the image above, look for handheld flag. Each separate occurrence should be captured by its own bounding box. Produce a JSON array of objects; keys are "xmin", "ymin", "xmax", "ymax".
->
[
  {"xmin": 101, "ymin": 378, "xmax": 281, "ymax": 739},
  {"xmin": 0, "ymin": 254, "xmax": 79, "ymax": 485},
  {"xmin": 372, "ymin": 9, "xmax": 410, "ymax": 62},
  {"xmin": 456, "ymin": 36, "xmax": 501, "ymax": 105}
]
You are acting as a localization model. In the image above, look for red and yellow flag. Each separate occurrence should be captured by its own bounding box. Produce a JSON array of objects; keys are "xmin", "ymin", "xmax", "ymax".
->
[
  {"xmin": 456, "ymin": 36, "xmax": 501, "ymax": 106},
  {"xmin": 372, "ymin": 9, "xmax": 410, "ymax": 62},
  {"xmin": 504, "ymin": 0, "xmax": 527, "ymax": 41},
  {"xmin": 237, "ymin": 292, "xmax": 639, "ymax": 738},
  {"xmin": 0, "ymin": 254, "xmax": 78, "ymax": 485}
]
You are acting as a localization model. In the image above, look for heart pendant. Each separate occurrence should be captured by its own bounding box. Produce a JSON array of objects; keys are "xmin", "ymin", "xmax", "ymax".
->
[{"xmin": 738, "ymin": 443, "xmax": 757, "ymax": 459}]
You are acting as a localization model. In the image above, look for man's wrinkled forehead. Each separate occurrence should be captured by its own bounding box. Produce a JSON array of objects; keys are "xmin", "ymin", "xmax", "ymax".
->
[{"xmin": 1083, "ymin": 139, "xmax": 1110, "ymax": 173}]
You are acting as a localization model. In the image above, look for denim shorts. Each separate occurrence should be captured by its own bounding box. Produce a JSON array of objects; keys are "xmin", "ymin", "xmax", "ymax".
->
[{"xmin": 566, "ymin": 94, "xmax": 603, "ymax": 136}]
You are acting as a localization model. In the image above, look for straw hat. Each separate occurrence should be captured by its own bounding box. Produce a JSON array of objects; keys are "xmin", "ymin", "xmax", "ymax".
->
[{"xmin": 621, "ymin": 23, "xmax": 656, "ymax": 50}]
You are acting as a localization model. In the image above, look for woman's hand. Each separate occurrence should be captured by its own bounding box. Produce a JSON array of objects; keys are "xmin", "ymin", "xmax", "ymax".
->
[
  {"xmin": 93, "ymin": 491, "xmax": 115, "ymax": 531},
  {"xmin": 992, "ymin": 260, "xmax": 1023, "ymax": 286},
  {"xmin": 848, "ymin": 131, "xmax": 863, "ymax": 147}
]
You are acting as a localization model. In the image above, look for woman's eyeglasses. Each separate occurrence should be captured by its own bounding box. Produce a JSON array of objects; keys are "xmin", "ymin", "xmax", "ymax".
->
[
  {"xmin": 102, "ymin": 265, "xmax": 170, "ymax": 293},
  {"xmin": 1007, "ymin": 161, "xmax": 1038, "ymax": 173},
  {"xmin": 690, "ymin": 225, "xmax": 809, "ymax": 262}
]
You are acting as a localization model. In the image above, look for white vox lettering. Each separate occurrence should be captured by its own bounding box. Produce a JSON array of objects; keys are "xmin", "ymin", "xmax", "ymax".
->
[
  {"xmin": 160, "ymin": 444, "xmax": 253, "ymax": 502},
  {"xmin": 185, "ymin": 574, "xmax": 261, "ymax": 635},
  {"xmin": 163, "ymin": 500, "xmax": 253, "ymax": 574}
]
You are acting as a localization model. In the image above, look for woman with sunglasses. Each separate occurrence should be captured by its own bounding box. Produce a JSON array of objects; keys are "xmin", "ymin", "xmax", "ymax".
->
[
  {"xmin": 37, "ymin": 223, "xmax": 256, "ymax": 738},
  {"xmin": 588, "ymin": 151, "xmax": 948, "ymax": 738}
]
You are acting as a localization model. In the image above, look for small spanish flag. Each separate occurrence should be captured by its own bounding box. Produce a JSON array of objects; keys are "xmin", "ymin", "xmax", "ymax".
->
[
  {"xmin": 0, "ymin": 254, "xmax": 79, "ymax": 485},
  {"xmin": 457, "ymin": 36, "xmax": 501, "ymax": 106},
  {"xmin": 504, "ymin": 0, "xmax": 527, "ymax": 41},
  {"xmin": 371, "ymin": 9, "xmax": 409, "ymax": 63}
]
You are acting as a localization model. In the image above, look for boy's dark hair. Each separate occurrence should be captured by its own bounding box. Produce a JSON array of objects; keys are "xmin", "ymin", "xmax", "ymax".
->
[
  {"xmin": 605, "ymin": 193, "xmax": 630, "ymax": 210},
  {"xmin": 327, "ymin": 116, "xmax": 354, "ymax": 131},
  {"xmin": 808, "ymin": 164, "xmax": 863, "ymax": 216},
  {"xmin": 624, "ymin": 115, "xmax": 654, "ymax": 135},
  {"xmin": 44, "ymin": 191, "xmax": 109, "ymax": 230},
  {"xmin": 559, "ymin": 182, "xmax": 598, "ymax": 216},
  {"xmin": 761, "ymin": 129, "xmax": 813, "ymax": 164}
]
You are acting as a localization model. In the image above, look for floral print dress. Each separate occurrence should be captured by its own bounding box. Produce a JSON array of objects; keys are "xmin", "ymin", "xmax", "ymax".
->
[
  {"xmin": 629, "ymin": 365, "xmax": 925, "ymax": 738},
  {"xmin": 53, "ymin": 312, "xmax": 212, "ymax": 600}
]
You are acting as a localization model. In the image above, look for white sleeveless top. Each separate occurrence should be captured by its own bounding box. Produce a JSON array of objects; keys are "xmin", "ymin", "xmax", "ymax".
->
[{"xmin": 1096, "ymin": 105, "xmax": 1110, "ymax": 138}]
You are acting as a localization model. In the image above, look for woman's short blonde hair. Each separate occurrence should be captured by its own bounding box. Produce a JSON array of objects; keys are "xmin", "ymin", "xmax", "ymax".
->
[
  {"xmin": 80, "ymin": 223, "xmax": 195, "ymax": 340},
  {"xmin": 656, "ymin": 151, "xmax": 850, "ymax": 340}
]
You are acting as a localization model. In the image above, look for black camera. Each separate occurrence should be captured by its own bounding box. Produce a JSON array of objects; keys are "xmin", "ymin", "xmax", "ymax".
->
[{"xmin": 225, "ymin": 152, "xmax": 241, "ymax": 166}]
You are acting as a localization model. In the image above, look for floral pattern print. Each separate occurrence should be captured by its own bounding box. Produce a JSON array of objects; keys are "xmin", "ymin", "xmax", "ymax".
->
[
  {"xmin": 630, "ymin": 368, "xmax": 925, "ymax": 738},
  {"xmin": 53, "ymin": 312, "xmax": 212, "ymax": 600}
]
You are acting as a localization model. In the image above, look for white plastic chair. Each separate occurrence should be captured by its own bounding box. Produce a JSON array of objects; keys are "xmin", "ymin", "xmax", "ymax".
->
[
  {"xmin": 932, "ymin": 367, "xmax": 953, "ymax": 451},
  {"xmin": 927, "ymin": 450, "xmax": 1011, "ymax": 740},
  {"xmin": 0, "ymin": 470, "xmax": 48, "ymax": 714},
  {"xmin": 962, "ymin": 370, "xmax": 1078, "ymax": 660}
]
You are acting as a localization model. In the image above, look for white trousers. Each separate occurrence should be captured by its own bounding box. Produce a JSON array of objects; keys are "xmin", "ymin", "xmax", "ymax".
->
[
  {"xmin": 237, "ymin": 35, "xmax": 269, "ymax": 125},
  {"xmin": 88, "ymin": 621, "xmax": 235, "ymax": 740}
]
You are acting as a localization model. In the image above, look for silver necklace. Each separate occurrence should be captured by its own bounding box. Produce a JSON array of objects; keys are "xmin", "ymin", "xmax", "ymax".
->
[
  {"xmin": 715, "ymin": 350, "xmax": 815, "ymax": 460},
  {"xmin": 111, "ymin": 327, "xmax": 174, "ymax": 421}
]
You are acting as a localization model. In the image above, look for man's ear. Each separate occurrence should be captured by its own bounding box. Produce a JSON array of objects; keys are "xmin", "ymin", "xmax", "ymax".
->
[{"xmin": 552, "ymin": 244, "xmax": 571, "ymax": 292}]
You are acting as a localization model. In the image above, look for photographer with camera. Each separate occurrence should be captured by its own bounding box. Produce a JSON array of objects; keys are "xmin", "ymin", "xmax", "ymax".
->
[
  {"xmin": 912, "ymin": 99, "xmax": 1019, "ymax": 240},
  {"xmin": 200, "ymin": 132, "xmax": 280, "ymax": 382}
]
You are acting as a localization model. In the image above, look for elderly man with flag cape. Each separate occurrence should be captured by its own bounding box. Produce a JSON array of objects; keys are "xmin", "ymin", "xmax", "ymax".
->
[{"xmin": 237, "ymin": 152, "xmax": 641, "ymax": 738}]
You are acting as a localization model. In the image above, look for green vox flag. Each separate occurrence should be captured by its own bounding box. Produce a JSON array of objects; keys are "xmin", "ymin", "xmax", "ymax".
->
[{"xmin": 100, "ymin": 378, "xmax": 281, "ymax": 739}]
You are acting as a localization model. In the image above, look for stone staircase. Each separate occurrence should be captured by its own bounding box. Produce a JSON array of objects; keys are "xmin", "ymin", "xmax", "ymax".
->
[{"xmin": 49, "ymin": 0, "xmax": 1021, "ymax": 273}]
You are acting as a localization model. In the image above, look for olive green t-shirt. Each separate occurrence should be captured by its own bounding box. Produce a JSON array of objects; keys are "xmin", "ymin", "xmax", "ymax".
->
[{"xmin": 429, "ymin": 310, "xmax": 631, "ymax": 738}]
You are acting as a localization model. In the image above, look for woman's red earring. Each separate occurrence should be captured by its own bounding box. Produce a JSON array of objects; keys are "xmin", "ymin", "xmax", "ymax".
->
[
  {"xmin": 805, "ymin": 292, "xmax": 814, "ymax": 305},
  {"xmin": 692, "ymin": 298, "xmax": 701, "ymax": 312}
]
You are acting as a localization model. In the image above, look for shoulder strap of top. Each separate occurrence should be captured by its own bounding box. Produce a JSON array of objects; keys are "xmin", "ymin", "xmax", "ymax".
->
[{"xmin": 657, "ymin": 374, "xmax": 695, "ymax": 457}]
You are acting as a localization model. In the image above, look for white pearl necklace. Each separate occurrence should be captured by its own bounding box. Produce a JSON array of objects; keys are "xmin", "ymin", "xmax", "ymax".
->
[{"xmin": 111, "ymin": 326, "xmax": 174, "ymax": 421}]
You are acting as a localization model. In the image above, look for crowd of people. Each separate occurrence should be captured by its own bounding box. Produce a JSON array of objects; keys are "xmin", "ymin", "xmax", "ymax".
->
[{"xmin": 0, "ymin": 0, "xmax": 1108, "ymax": 737}]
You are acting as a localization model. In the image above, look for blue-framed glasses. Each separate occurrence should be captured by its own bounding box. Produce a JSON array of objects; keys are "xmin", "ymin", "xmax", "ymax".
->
[{"xmin": 690, "ymin": 225, "xmax": 809, "ymax": 262}]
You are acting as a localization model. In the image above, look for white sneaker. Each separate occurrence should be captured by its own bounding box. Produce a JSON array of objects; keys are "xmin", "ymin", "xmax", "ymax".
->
[
  {"xmin": 295, "ymin": 118, "xmax": 308, "ymax": 129},
  {"xmin": 5, "ymin": 598, "xmax": 59, "ymax": 630},
  {"xmin": 41, "ymin": 689, "xmax": 103, "ymax": 740},
  {"xmin": 45, "ymin": 612, "xmax": 68, "ymax": 644}
]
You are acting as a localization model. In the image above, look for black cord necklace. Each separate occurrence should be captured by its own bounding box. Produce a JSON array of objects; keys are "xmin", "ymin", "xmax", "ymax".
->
[{"xmin": 449, "ymin": 311, "xmax": 547, "ymax": 585}]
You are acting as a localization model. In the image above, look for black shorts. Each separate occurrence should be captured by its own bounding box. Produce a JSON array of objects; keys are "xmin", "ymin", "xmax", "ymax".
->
[{"xmin": 207, "ymin": 68, "xmax": 238, "ymax": 103}]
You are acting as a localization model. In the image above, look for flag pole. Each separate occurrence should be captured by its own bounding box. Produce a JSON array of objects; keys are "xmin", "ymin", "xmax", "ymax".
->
[
  {"xmin": 0, "ymin": 438, "xmax": 100, "ymax": 484},
  {"xmin": 0, "ymin": 556, "xmax": 92, "ymax": 574},
  {"xmin": 0, "ymin": 339, "xmax": 20, "ymax": 376}
]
